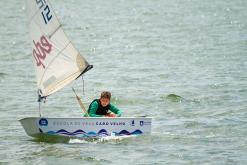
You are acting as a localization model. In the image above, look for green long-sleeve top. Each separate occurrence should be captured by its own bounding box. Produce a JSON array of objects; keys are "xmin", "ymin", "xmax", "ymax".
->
[{"xmin": 88, "ymin": 100, "xmax": 122, "ymax": 117}]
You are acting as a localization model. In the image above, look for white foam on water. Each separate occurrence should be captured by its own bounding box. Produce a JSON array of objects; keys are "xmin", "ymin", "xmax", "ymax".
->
[
  {"xmin": 68, "ymin": 134, "xmax": 138, "ymax": 144},
  {"xmin": 68, "ymin": 138, "xmax": 90, "ymax": 144},
  {"xmin": 97, "ymin": 134, "xmax": 137, "ymax": 143}
]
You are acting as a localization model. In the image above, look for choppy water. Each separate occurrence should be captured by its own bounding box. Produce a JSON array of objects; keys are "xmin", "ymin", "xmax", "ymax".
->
[{"xmin": 1, "ymin": 0, "xmax": 247, "ymax": 164}]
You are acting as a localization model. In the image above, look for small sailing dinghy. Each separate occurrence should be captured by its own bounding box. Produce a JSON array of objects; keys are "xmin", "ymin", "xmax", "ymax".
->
[{"xmin": 20, "ymin": 0, "xmax": 152, "ymax": 139}]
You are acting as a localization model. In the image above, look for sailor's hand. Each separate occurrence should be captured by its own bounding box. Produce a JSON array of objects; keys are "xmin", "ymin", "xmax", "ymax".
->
[
  {"xmin": 83, "ymin": 113, "xmax": 89, "ymax": 117},
  {"xmin": 105, "ymin": 113, "xmax": 116, "ymax": 117}
]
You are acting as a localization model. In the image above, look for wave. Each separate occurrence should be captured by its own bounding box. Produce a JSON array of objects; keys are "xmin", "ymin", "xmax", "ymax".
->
[
  {"xmin": 164, "ymin": 94, "xmax": 184, "ymax": 102},
  {"xmin": 46, "ymin": 129, "xmax": 143, "ymax": 137},
  {"xmin": 0, "ymin": 72, "xmax": 7, "ymax": 78}
]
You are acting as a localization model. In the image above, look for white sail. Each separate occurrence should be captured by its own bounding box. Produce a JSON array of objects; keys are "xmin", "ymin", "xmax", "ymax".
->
[{"xmin": 25, "ymin": 0, "xmax": 92, "ymax": 97}]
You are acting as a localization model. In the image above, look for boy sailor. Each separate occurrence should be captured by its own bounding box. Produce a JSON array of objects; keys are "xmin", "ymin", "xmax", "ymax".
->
[{"xmin": 87, "ymin": 91, "xmax": 122, "ymax": 117}]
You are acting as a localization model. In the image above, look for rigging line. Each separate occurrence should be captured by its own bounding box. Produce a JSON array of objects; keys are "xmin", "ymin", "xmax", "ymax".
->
[
  {"xmin": 82, "ymin": 76, "xmax": 85, "ymax": 96},
  {"xmin": 74, "ymin": 75, "xmax": 80, "ymax": 89},
  {"xmin": 38, "ymin": 101, "xmax": 41, "ymax": 117},
  {"xmin": 72, "ymin": 79, "xmax": 80, "ymax": 99}
]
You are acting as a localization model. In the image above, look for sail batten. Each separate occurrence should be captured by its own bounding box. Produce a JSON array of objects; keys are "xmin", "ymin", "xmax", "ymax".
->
[
  {"xmin": 26, "ymin": 0, "xmax": 91, "ymax": 97},
  {"xmin": 48, "ymin": 25, "xmax": 62, "ymax": 39}
]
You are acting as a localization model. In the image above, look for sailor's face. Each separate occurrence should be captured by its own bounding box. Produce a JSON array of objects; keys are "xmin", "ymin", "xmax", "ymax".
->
[{"xmin": 100, "ymin": 98, "xmax": 110, "ymax": 107}]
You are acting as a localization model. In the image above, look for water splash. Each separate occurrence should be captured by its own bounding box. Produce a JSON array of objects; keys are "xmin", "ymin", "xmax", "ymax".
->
[
  {"xmin": 97, "ymin": 134, "xmax": 137, "ymax": 143},
  {"xmin": 69, "ymin": 138, "xmax": 90, "ymax": 144},
  {"xmin": 68, "ymin": 134, "xmax": 137, "ymax": 144}
]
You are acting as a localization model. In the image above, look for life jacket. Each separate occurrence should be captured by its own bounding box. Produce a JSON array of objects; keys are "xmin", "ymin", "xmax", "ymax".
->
[{"xmin": 88, "ymin": 99, "xmax": 110, "ymax": 115}]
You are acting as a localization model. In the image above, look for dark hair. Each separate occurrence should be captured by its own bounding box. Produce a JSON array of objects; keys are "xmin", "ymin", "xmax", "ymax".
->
[{"xmin": 100, "ymin": 91, "xmax": 111, "ymax": 100}]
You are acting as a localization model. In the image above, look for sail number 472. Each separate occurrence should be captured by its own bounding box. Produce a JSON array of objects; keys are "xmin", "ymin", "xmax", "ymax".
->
[{"xmin": 36, "ymin": 0, "xmax": 53, "ymax": 24}]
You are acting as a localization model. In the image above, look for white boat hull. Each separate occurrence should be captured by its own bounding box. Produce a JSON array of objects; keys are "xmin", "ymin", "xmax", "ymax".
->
[{"xmin": 19, "ymin": 117, "xmax": 152, "ymax": 138}]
